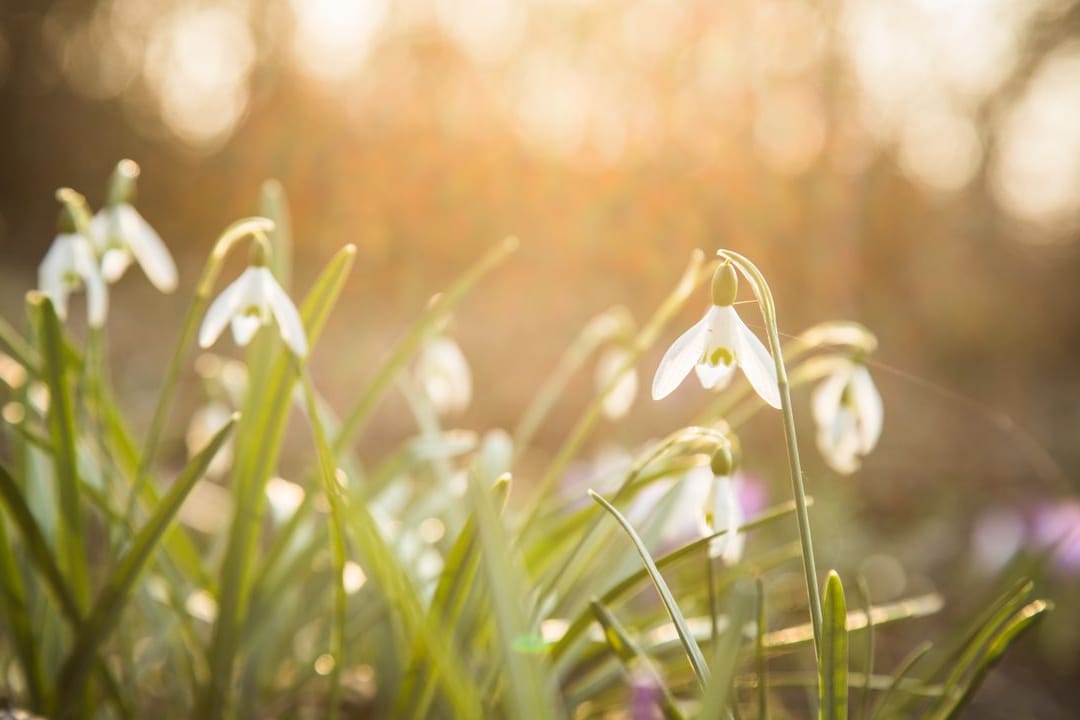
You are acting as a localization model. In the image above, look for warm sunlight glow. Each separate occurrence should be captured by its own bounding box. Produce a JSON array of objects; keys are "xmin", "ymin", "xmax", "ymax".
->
[{"xmin": 290, "ymin": 0, "xmax": 388, "ymax": 82}]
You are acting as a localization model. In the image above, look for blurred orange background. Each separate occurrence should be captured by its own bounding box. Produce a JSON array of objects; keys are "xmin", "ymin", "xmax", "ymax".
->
[{"xmin": 2, "ymin": 1, "xmax": 1080, "ymax": 714}]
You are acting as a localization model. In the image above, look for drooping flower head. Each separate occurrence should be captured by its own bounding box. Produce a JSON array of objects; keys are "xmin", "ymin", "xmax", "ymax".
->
[
  {"xmin": 651, "ymin": 261, "xmax": 780, "ymax": 408},
  {"xmin": 812, "ymin": 356, "xmax": 883, "ymax": 474},
  {"xmin": 197, "ymin": 244, "xmax": 307, "ymax": 358},
  {"xmin": 699, "ymin": 442, "xmax": 746, "ymax": 565},
  {"xmin": 38, "ymin": 203, "xmax": 108, "ymax": 327},
  {"xmin": 89, "ymin": 160, "xmax": 178, "ymax": 293},
  {"xmin": 415, "ymin": 335, "xmax": 472, "ymax": 415}
]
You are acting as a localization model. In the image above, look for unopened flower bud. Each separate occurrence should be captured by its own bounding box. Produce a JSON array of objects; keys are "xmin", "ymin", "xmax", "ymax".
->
[
  {"xmin": 106, "ymin": 159, "xmax": 140, "ymax": 207},
  {"xmin": 711, "ymin": 262, "xmax": 738, "ymax": 307},
  {"xmin": 249, "ymin": 235, "xmax": 271, "ymax": 267},
  {"xmin": 710, "ymin": 444, "xmax": 736, "ymax": 476}
]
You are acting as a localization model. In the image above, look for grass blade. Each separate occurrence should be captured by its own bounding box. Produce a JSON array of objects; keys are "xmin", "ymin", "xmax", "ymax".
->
[
  {"xmin": 0, "ymin": 508, "xmax": 46, "ymax": 709},
  {"xmin": 297, "ymin": 373, "xmax": 346, "ymax": 720},
  {"xmin": 27, "ymin": 291, "xmax": 89, "ymax": 611},
  {"xmin": 701, "ymin": 578, "xmax": 756, "ymax": 719},
  {"xmin": 551, "ymin": 499, "xmax": 804, "ymax": 663},
  {"xmin": 200, "ymin": 244, "xmax": 356, "ymax": 718},
  {"xmin": 56, "ymin": 414, "xmax": 237, "ymax": 713},
  {"xmin": 589, "ymin": 489, "xmax": 710, "ymax": 689},
  {"xmin": 931, "ymin": 599, "xmax": 1051, "ymax": 720},
  {"xmin": 868, "ymin": 640, "xmax": 933, "ymax": 720},
  {"xmin": 472, "ymin": 469, "xmax": 561, "ymax": 720},
  {"xmin": 819, "ymin": 571, "xmax": 848, "ymax": 720},
  {"xmin": 590, "ymin": 600, "xmax": 686, "ymax": 720}
]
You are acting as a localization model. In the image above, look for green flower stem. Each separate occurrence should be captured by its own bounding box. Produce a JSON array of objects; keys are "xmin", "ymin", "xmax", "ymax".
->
[
  {"xmin": 718, "ymin": 249, "xmax": 823, "ymax": 657},
  {"xmin": 125, "ymin": 218, "xmax": 274, "ymax": 525}
]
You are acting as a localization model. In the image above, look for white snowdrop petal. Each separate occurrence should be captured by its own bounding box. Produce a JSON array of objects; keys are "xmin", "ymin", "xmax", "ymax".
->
[
  {"xmin": 199, "ymin": 269, "xmax": 256, "ymax": 348},
  {"xmin": 262, "ymin": 268, "xmax": 308, "ymax": 358},
  {"xmin": 694, "ymin": 359, "xmax": 736, "ymax": 390},
  {"xmin": 651, "ymin": 313, "xmax": 708, "ymax": 400},
  {"xmin": 811, "ymin": 365, "xmax": 848, "ymax": 428},
  {"xmin": 101, "ymin": 249, "xmax": 133, "ymax": 283},
  {"xmin": 709, "ymin": 475, "xmax": 745, "ymax": 564},
  {"xmin": 851, "ymin": 365, "xmax": 883, "ymax": 453},
  {"xmin": 88, "ymin": 210, "xmax": 109, "ymax": 252},
  {"xmin": 39, "ymin": 237, "xmax": 73, "ymax": 320},
  {"xmin": 230, "ymin": 314, "xmax": 261, "ymax": 346},
  {"xmin": 417, "ymin": 337, "xmax": 472, "ymax": 414},
  {"xmin": 72, "ymin": 237, "xmax": 108, "ymax": 327},
  {"xmin": 119, "ymin": 204, "xmax": 178, "ymax": 292},
  {"xmin": 731, "ymin": 309, "xmax": 781, "ymax": 409}
]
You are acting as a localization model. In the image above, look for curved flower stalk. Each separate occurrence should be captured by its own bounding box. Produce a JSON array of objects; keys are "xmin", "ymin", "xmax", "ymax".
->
[
  {"xmin": 714, "ymin": 248, "xmax": 823, "ymax": 653},
  {"xmin": 89, "ymin": 160, "xmax": 177, "ymax": 293},
  {"xmin": 198, "ymin": 261, "xmax": 308, "ymax": 358},
  {"xmin": 39, "ymin": 202, "xmax": 108, "ymax": 327},
  {"xmin": 812, "ymin": 357, "xmax": 883, "ymax": 475},
  {"xmin": 651, "ymin": 262, "xmax": 780, "ymax": 409},
  {"xmin": 595, "ymin": 344, "xmax": 638, "ymax": 420},
  {"xmin": 415, "ymin": 335, "xmax": 472, "ymax": 415}
]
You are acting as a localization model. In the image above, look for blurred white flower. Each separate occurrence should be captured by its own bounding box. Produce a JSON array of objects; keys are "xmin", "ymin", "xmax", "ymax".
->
[
  {"xmin": 38, "ymin": 232, "xmax": 108, "ymax": 327},
  {"xmin": 89, "ymin": 204, "xmax": 177, "ymax": 292},
  {"xmin": 415, "ymin": 336, "xmax": 471, "ymax": 414},
  {"xmin": 812, "ymin": 358, "xmax": 883, "ymax": 474},
  {"xmin": 185, "ymin": 401, "xmax": 235, "ymax": 478},
  {"xmin": 595, "ymin": 346, "xmax": 638, "ymax": 420},
  {"xmin": 701, "ymin": 473, "xmax": 745, "ymax": 565},
  {"xmin": 651, "ymin": 304, "xmax": 780, "ymax": 408},
  {"xmin": 198, "ymin": 265, "xmax": 308, "ymax": 357}
]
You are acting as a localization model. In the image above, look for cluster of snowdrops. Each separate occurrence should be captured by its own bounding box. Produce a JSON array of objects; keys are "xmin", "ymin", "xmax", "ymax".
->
[{"xmin": 0, "ymin": 159, "xmax": 1049, "ymax": 718}]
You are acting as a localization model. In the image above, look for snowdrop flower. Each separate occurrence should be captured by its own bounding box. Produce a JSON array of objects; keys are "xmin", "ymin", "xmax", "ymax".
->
[
  {"xmin": 38, "ymin": 209, "xmax": 108, "ymax": 327},
  {"xmin": 699, "ymin": 445, "xmax": 745, "ymax": 565},
  {"xmin": 595, "ymin": 345, "xmax": 638, "ymax": 420},
  {"xmin": 89, "ymin": 160, "xmax": 178, "ymax": 292},
  {"xmin": 651, "ymin": 262, "xmax": 780, "ymax": 409},
  {"xmin": 812, "ymin": 357, "xmax": 883, "ymax": 474},
  {"xmin": 198, "ymin": 263, "xmax": 308, "ymax": 357},
  {"xmin": 415, "ymin": 336, "xmax": 472, "ymax": 414}
]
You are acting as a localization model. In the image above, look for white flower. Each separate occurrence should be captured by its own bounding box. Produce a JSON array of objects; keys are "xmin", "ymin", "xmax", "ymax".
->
[
  {"xmin": 38, "ymin": 233, "xmax": 108, "ymax": 327},
  {"xmin": 197, "ymin": 266, "xmax": 308, "ymax": 357},
  {"xmin": 90, "ymin": 203, "xmax": 177, "ymax": 292},
  {"xmin": 651, "ymin": 304, "xmax": 780, "ymax": 408},
  {"xmin": 595, "ymin": 346, "xmax": 638, "ymax": 420},
  {"xmin": 185, "ymin": 401, "xmax": 235, "ymax": 478},
  {"xmin": 811, "ymin": 359, "xmax": 883, "ymax": 474},
  {"xmin": 700, "ymin": 474, "xmax": 745, "ymax": 565},
  {"xmin": 415, "ymin": 336, "xmax": 472, "ymax": 414}
]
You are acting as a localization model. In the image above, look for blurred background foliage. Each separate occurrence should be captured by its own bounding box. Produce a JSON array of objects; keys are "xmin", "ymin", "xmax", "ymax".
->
[{"xmin": 1, "ymin": 0, "xmax": 1080, "ymax": 715}]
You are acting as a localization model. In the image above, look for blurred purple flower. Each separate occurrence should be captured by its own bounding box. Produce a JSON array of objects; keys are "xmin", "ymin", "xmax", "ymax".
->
[
  {"xmin": 628, "ymin": 664, "xmax": 663, "ymax": 720},
  {"xmin": 1032, "ymin": 499, "xmax": 1080, "ymax": 574}
]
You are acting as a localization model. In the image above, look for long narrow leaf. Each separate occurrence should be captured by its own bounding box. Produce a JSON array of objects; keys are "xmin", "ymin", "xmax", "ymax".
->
[
  {"xmin": 56, "ymin": 414, "xmax": 237, "ymax": 712},
  {"xmin": 590, "ymin": 600, "xmax": 686, "ymax": 720},
  {"xmin": 590, "ymin": 489, "xmax": 710, "ymax": 689},
  {"xmin": 819, "ymin": 571, "xmax": 848, "ymax": 720},
  {"xmin": 472, "ymin": 470, "xmax": 561, "ymax": 720},
  {"xmin": 200, "ymin": 244, "xmax": 356, "ymax": 718},
  {"xmin": 28, "ymin": 292, "xmax": 89, "ymax": 611},
  {"xmin": 701, "ymin": 578, "xmax": 756, "ymax": 719}
]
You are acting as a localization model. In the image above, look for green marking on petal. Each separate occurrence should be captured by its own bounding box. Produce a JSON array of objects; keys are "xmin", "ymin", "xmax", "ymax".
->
[{"xmin": 708, "ymin": 346, "xmax": 734, "ymax": 367}]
